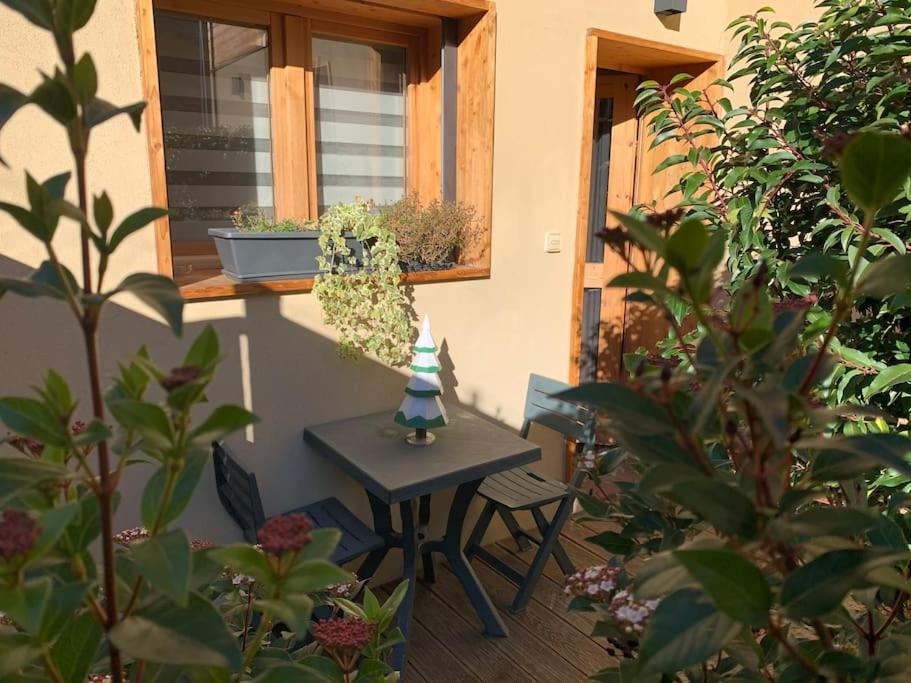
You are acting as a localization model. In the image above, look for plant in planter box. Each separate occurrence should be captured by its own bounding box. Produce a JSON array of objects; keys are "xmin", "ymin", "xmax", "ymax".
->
[
  {"xmin": 380, "ymin": 194, "xmax": 479, "ymax": 272},
  {"xmin": 210, "ymin": 208, "xmax": 346, "ymax": 282},
  {"xmin": 563, "ymin": 131, "xmax": 911, "ymax": 680},
  {"xmin": 0, "ymin": 2, "xmax": 398, "ymax": 680},
  {"xmin": 314, "ymin": 202, "xmax": 412, "ymax": 367},
  {"xmin": 231, "ymin": 208, "xmax": 316, "ymax": 234}
]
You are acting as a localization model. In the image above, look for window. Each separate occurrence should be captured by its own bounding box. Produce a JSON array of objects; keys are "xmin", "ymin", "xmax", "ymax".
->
[
  {"xmin": 139, "ymin": 0, "xmax": 496, "ymax": 299},
  {"xmin": 155, "ymin": 13, "xmax": 274, "ymax": 281},
  {"xmin": 312, "ymin": 36, "xmax": 408, "ymax": 213}
]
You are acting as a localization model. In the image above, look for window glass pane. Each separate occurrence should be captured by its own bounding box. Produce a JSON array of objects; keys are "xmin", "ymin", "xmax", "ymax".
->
[
  {"xmin": 312, "ymin": 36, "xmax": 407, "ymax": 214},
  {"xmin": 154, "ymin": 12, "xmax": 273, "ymax": 276}
]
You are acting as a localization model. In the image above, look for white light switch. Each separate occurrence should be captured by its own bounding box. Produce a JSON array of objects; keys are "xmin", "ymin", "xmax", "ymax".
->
[{"xmin": 544, "ymin": 232, "xmax": 562, "ymax": 253}]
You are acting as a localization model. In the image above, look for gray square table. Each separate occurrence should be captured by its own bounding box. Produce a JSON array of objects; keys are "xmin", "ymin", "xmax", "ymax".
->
[{"xmin": 303, "ymin": 404, "xmax": 541, "ymax": 674}]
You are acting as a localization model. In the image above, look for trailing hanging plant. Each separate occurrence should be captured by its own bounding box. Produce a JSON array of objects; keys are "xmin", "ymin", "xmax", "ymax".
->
[
  {"xmin": 314, "ymin": 202, "xmax": 412, "ymax": 366},
  {"xmin": 634, "ymin": 0, "xmax": 911, "ymax": 430},
  {"xmin": 0, "ymin": 2, "xmax": 402, "ymax": 680},
  {"xmin": 566, "ymin": 131, "xmax": 911, "ymax": 680}
]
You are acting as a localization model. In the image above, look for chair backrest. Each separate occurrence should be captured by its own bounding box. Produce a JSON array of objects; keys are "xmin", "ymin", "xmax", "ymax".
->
[
  {"xmin": 212, "ymin": 441, "xmax": 266, "ymax": 544},
  {"xmin": 521, "ymin": 373, "xmax": 596, "ymax": 445}
]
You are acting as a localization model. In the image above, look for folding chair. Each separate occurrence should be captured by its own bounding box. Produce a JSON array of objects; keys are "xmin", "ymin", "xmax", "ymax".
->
[
  {"xmin": 463, "ymin": 374, "xmax": 595, "ymax": 612},
  {"xmin": 212, "ymin": 441, "xmax": 383, "ymax": 565}
]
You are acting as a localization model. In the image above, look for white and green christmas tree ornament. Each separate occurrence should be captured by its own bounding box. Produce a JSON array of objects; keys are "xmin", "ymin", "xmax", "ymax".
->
[{"xmin": 395, "ymin": 315, "xmax": 448, "ymax": 445}]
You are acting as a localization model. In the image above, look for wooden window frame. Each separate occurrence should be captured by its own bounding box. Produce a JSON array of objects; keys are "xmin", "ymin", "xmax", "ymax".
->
[{"xmin": 136, "ymin": 0, "xmax": 495, "ymax": 301}]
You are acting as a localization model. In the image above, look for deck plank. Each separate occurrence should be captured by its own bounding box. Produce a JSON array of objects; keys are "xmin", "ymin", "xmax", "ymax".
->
[
  {"xmin": 468, "ymin": 552, "xmax": 616, "ymax": 674},
  {"xmin": 374, "ymin": 522, "xmax": 616, "ymax": 682},
  {"xmin": 425, "ymin": 563, "xmax": 589, "ymax": 682},
  {"xmin": 375, "ymin": 586, "xmax": 476, "ymax": 682}
]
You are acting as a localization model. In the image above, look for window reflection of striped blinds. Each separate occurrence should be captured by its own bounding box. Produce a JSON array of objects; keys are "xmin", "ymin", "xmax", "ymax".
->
[
  {"xmin": 154, "ymin": 12, "xmax": 274, "ymax": 248},
  {"xmin": 312, "ymin": 36, "xmax": 407, "ymax": 214}
]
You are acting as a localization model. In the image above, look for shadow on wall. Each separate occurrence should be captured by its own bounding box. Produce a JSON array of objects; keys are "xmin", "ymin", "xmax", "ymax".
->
[{"xmin": 0, "ymin": 254, "xmax": 559, "ymax": 573}]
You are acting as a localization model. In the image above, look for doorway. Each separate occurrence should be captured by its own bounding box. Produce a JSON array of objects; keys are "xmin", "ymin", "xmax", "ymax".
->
[
  {"xmin": 577, "ymin": 73, "xmax": 640, "ymax": 383},
  {"xmin": 569, "ymin": 30, "xmax": 723, "ymax": 386}
]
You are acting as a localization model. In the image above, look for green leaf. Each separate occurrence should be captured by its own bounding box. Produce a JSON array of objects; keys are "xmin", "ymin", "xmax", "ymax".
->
[
  {"xmin": 84, "ymin": 98, "xmax": 145, "ymax": 131},
  {"xmin": 668, "ymin": 479, "xmax": 757, "ymax": 537},
  {"xmin": 0, "ymin": 0, "xmax": 54, "ymax": 29},
  {"xmin": 781, "ymin": 549, "xmax": 910, "ymax": 619},
  {"xmin": 72, "ymin": 53, "xmax": 97, "ymax": 104},
  {"xmin": 0, "ymin": 83, "xmax": 29, "ymax": 165},
  {"xmin": 638, "ymin": 588, "xmax": 740, "ymax": 674},
  {"xmin": 141, "ymin": 450, "xmax": 208, "ymax": 529},
  {"xmin": 0, "ymin": 199, "xmax": 45, "ymax": 239},
  {"xmin": 0, "ymin": 396, "xmax": 70, "ymax": 446},
  {"xmin": 866, "ymin": 364, "xmax": 911, "ymax": 398},
  {"xmin": 130, "ymin": 529, "xmax": 192, "ymax": 605},
  {"xmin": 0, "ymin": 577, "xmax": 52, "ymax": 633},
  {"xmin": 29, "ymin": 502, "xmax": 79, "ymax": 562},
  {"xmin": 50, "ymin": 612, "xmax": 102, "ymax": 682},
  {"xmin": 295, "ymin": 528, "xmax": 341, "ymax": 563},
  {"xmin": 0, "ymin": 457, "xmax": 68, "ymax": 505},
  {"xmin": 112, "ymin": 273, "xmax": 184, "ymax": 336},
  {"xmin": 209, "ymin": 544, "xmax": 274, "ymax": 585},
  {"xmin": 787, "ymin": 507, "xmax": 877, "ymax": 538},
  {"xmin": 252, "ymin": 665, "xmax": 335, "ymax": 683},
  {"xmin": 57, "ymin": 0, "xmax": 97, "ymax": 30},
  {"xmin": 282, "ymin": 559, "xmax": 353, "ymax": 594},
  {"xmin": 109, "ymin": 592, "xmax": 242, "ymax": 668},
  {"xmin": 790, "ymin": 252, "xmax": 849, "ymax": 284},
  {"xmin": 93, "ymin": 192, "xmax": 113, "ymax": 234},
  {"xmin": 189, "ymin": 405, "xmax": 258, "ymax": 444},
  {"xmin": 804, "ymin": 434, "xmax": 911, "ymax": 480},
  {"xmin": 666, "ymin": 219, "xmax": 708, "ymax": 269},
  {"xmin": 611, "ymin": 211, "xmax": 666, "ymax": 254},
  {"xmin": 107, "ymin": 398, "xmax": 173, "ymax": 449},
  {"xmin": 108, "ymin": 207, "xmax": 168, "ymax": 252},
  {"xmin": 673, "ymin": 549, "xmax": 771, "ymax": 626},
  {"xmin": 183, "ymin": 324, "xmax": 220, "ymax": 369},
  {"xmin": 30, "ymin": 72, "xmax": 76, "ymax": 124},
  {"xmin": 556, "ymin": 383, "xmax": 673, "ymax": 435},
  {"xmin": 855, "ymin": 254, "xmax": 911, "ymax": 298},
  {"xmin": 586, "ymin": 530, "xmax": 635, "ymax": 556},
  {"xmin": 840, "ymin": 133, "xmax": 911, "ymax": 213},
  {"xmin": 256, "ymin": 593, "xmax": 313, "ymax": 632}
]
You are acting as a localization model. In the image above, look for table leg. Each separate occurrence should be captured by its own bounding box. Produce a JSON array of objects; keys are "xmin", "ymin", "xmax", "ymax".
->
[
  {"xmin": 391, "ymin": 498, "xmax": 419, "ymax": 674},
  {"xmin": 426, "ymin": 479, "xmax": 509, "ymax": 638},
  {"xmin": 418, "ymin": 494, "xmax": 435, "ymax": 583},
  {"xmin": 357, "ymin": 490, "xmax": 393, "ymax": 582}
]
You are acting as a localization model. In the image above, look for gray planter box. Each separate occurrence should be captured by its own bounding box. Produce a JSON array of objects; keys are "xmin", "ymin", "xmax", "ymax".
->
[{"xmin": 209, "ymin": 229, "xmax": 363, "ymax": 282}]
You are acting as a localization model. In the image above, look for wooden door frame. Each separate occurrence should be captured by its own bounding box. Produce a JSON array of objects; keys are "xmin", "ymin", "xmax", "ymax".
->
[{"xmin": 569, "ymin": 30, "xmax": 723, "ymax": 385}]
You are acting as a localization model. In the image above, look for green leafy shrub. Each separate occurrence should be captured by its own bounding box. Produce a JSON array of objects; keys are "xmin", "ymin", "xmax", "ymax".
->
[
  {"xmin": 314, "ymin": 203, "xmax": 412, "ymax": 366},
  {"xmin": 566, "ymin": 131, "xmax": 911, "ymax": 680},
  {"xmin": 634, "ymin": 0, "xmax": 911, "ymax": 428},
  {"xmin": 379, "ymin": 194, "xmax": 479, "ymax": 269},
  {"xmin": 0, "ymin": 3, "xmax": 402, "ymax": 680}
]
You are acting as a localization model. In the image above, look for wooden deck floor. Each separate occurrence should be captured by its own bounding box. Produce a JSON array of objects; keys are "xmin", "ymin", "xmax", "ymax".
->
[{"xmin": 378, "ymin": 518, "xmax": 617, "ymax": 682}]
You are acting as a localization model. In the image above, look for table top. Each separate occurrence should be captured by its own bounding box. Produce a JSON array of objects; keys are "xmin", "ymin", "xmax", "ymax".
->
[{"xmin": 304, "ymin": 404, "xmax": 541, "ymax": 504}]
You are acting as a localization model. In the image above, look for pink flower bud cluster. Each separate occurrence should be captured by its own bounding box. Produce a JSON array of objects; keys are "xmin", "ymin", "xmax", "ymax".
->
[
  {"xmin": 0, "ymin": 509, "xmax": 42, "ymax": 560},
  {"xmin": 257, "ymin": 513, "xmax": 314, "ymax": 556},
  {"xmin": 312, "ymin": 617, "xmax": 376, "ymax": 672}
]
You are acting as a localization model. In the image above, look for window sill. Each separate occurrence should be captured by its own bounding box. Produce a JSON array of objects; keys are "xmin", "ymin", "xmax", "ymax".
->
[{"xmin": 178, "ymin": 264, "xmax": 491, "ymax": 302}]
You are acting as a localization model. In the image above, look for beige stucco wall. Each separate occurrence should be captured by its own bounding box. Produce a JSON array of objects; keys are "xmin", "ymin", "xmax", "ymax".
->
[{"xmin": 0, "ymin": 0, "xmax": 819, "ymax": 574}]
